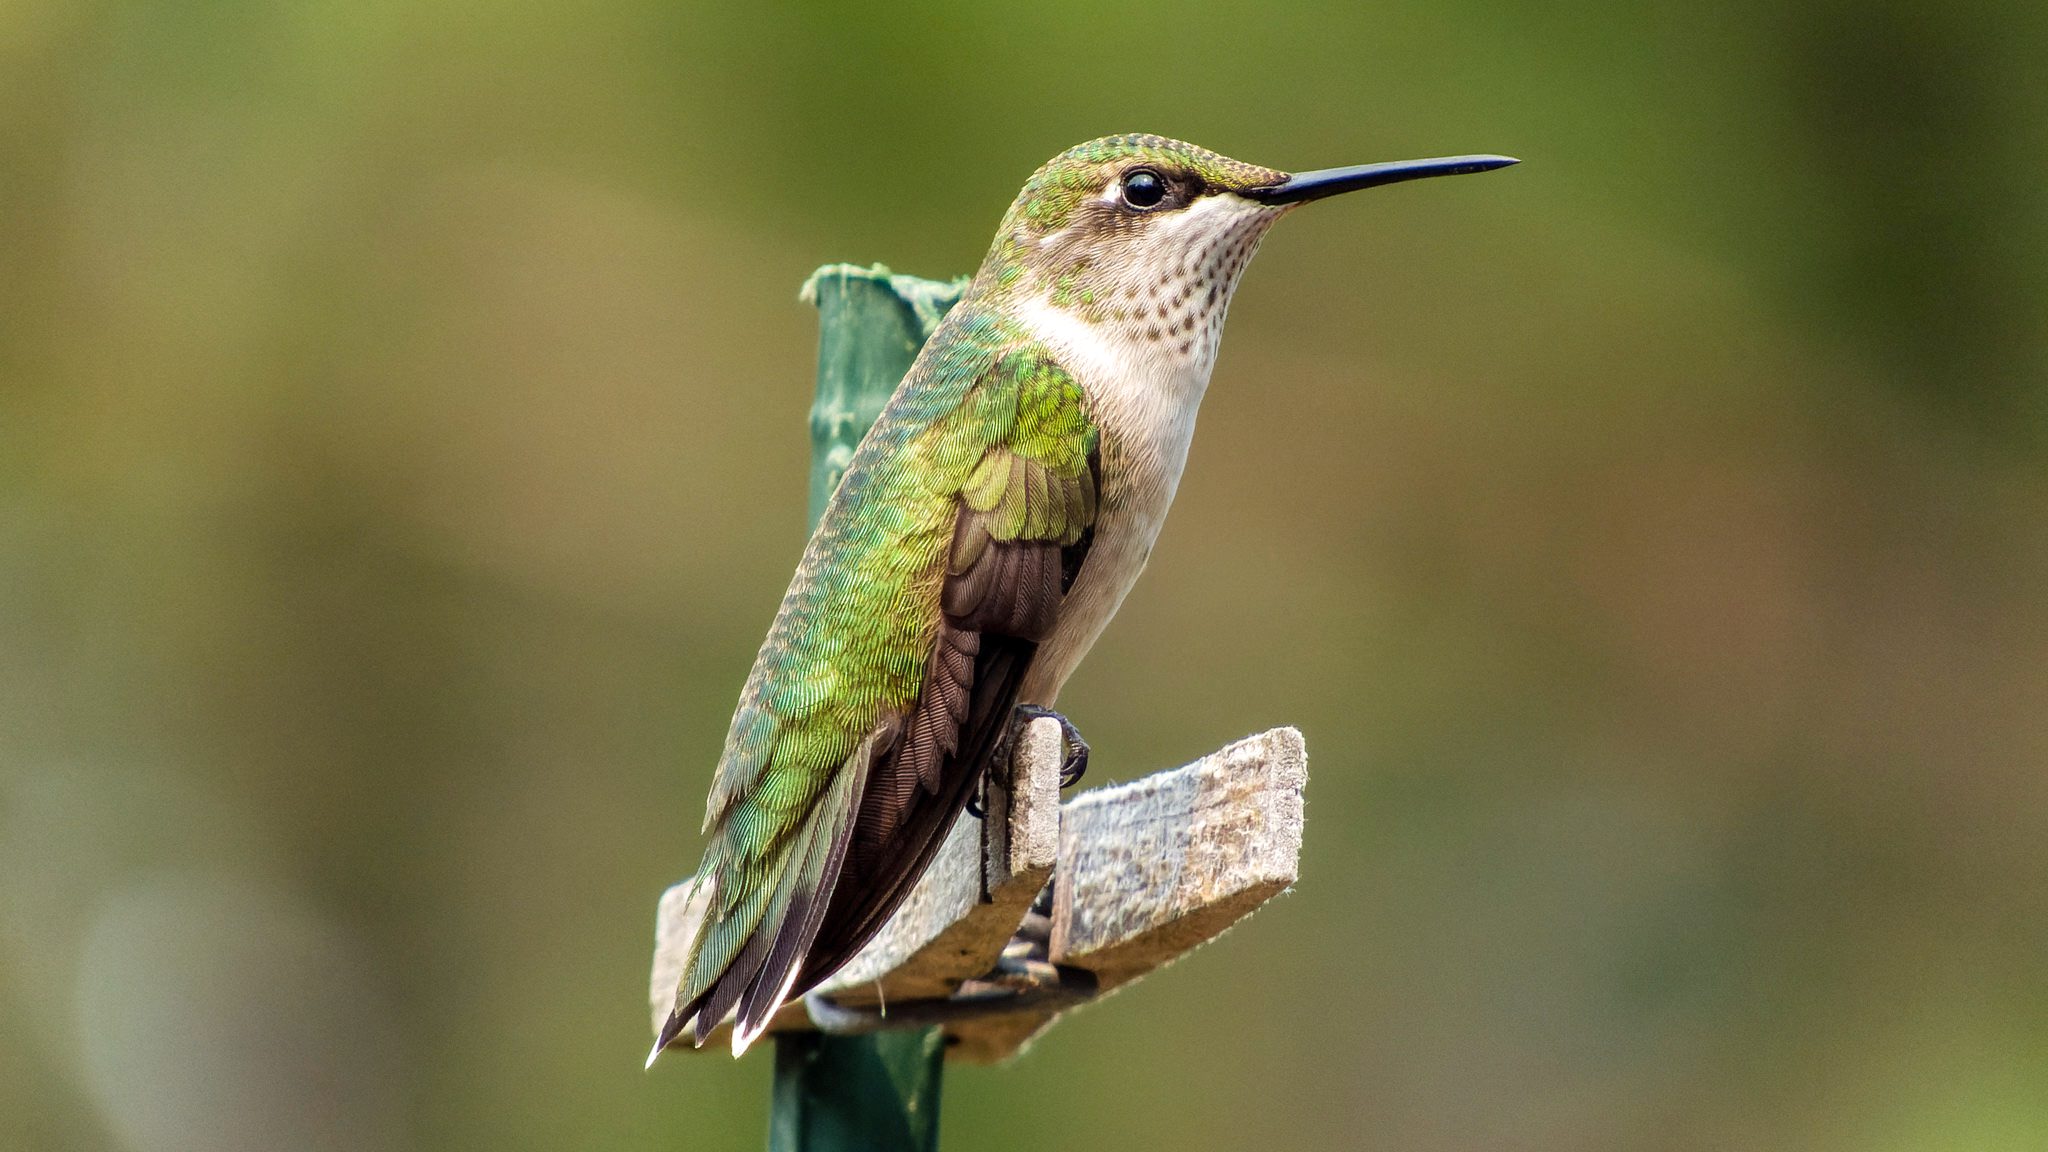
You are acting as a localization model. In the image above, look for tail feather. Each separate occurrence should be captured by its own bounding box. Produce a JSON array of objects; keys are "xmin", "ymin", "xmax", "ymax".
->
[
  {"xmin": 791, "ymin": 634, "xmax": 1031, "ymax": 994},
  {"xmin": 676, "ymin": 851, "xmax": 790, "ymax": 1048},
  {"xmin": 691, "ymin": 855, "xmax": 794, "ymax": 1047},
  {"xmin": 654, "ymin": 726, "xmax": 883, "ymax": 1060},
  {"xmin": 731, "ymin": 733, "xmax": 874, "ymax": 1052}
]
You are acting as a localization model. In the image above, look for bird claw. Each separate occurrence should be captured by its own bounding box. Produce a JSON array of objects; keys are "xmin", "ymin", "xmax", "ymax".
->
[
  {"xmin": 968, "ymin": 706, "xmax": 1089, "ymax": 820},
  {"xmin": 1014, "ymin": 705, "xmax": 1089, "ymax": 788}
]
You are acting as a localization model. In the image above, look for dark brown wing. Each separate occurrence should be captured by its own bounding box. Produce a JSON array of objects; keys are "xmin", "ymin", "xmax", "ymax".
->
[
  {"xmin": 789, "ymin": 390, "xmax": 1099, "ymax": 997},
  {"xmin": 658, "ymin": 353, "xmax": 1099, "ymax": 1057}
]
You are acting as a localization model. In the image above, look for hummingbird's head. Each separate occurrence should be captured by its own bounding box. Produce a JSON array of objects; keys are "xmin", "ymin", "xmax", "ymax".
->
[{"xmin": 977, "ymin": 135, "xmax": 1515, "ymax": 373}]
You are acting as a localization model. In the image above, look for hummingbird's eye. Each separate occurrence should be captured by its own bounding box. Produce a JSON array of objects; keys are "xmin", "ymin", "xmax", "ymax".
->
[{"xmin": 1120, "ymin": 169, "xmax": 1166, "ymax": 209}]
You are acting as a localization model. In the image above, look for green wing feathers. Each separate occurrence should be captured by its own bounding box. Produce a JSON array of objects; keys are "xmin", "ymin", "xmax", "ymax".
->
[{"xmin": 659, "ymin": 316, "xmax": 1097, "ymax": 1056}]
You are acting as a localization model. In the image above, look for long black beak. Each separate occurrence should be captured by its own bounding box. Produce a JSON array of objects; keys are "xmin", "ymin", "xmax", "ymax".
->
[{"xmin": 1243, "ymin": 155, "xmax": 1519, "ymax": 205}]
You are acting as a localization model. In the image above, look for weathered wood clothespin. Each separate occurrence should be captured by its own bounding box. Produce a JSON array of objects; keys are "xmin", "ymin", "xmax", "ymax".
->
[{"xmin": 650, "ymin": 714, "xmax": 1307, "ymax": 1061}]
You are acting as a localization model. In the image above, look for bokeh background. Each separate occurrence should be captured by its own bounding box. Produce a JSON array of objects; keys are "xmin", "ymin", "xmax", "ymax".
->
[{"xmin": 4, "ymin": 1, "xmax": 2046, "ymax": 1149}]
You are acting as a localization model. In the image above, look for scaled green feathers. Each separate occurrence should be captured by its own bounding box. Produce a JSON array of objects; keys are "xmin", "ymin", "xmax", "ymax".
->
[{"xmin": 670, "ymin": 305, "xmax": 1097, "ymax": 1051}]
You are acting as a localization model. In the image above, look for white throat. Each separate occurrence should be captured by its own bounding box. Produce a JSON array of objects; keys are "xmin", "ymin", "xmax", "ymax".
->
[
  {"xmin": 1012, "ymin": 192, "xmax": 1277, "ymax": 491},
  {"xmin": 1004, "ymin": 192, "xmax": 1278, "ymax": 706}
]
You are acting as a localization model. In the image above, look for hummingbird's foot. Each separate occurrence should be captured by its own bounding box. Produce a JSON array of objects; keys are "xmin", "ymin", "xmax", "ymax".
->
[
  {"xmin": 1014, "ymin": 705, "xmax": 1090, "ymax": 788},
  {"xmin": 968, "ymin": 706, "xmax": 1089, "ymax": 819}
]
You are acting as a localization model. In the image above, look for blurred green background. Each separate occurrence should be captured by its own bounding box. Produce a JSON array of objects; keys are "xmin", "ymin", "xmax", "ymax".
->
[{"xmin": 4, "ymin": 1, "xmax": 2046, "ymax": 1149}]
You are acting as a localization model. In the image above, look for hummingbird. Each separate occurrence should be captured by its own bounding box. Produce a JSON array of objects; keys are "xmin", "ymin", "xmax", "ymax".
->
[{"xmin": 652, "ymin": 134, "xmax": 1515, "ymax": 1061}]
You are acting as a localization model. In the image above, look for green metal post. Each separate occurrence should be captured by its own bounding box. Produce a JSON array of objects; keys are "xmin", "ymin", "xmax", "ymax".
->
[
  {"xmin": 773, "ymin": 264, "xmax": 966, "ymax": 1152},
  {"xmin": 769, "ymin": 1030, "xmax": 948, "ymax": 1152},
  {"xmin": 803, "ymin": 264, "xmax": 968, "ymax": 527}
]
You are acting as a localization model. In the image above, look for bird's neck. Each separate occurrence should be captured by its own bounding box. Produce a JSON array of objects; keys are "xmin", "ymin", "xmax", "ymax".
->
[
  {"xmin": 1013, "ymin": 293, "xmax": 1214, "ymax": 481},
  {"xmin": 979, "ymin": 197, "xmax": 1278, "ymax": 477}
]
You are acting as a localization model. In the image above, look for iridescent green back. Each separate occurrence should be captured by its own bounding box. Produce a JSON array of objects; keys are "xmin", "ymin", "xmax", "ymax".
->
[{"xmin": 677, "ymin": 299, "xmax": 1094, "ymax": 1007}]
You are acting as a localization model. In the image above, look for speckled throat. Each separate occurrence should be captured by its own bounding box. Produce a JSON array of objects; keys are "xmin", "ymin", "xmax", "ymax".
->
[
  {"xmin": 1038, "ymin": 193, "xmax": 1280, "ymax": 370},
  {"xmin": 955, "ymin": 137, "xmax": 1295, "ymax": 705},
  {"xmin": 967, "ymin": 135, "xmax": 1289, "ymax": 387}
]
